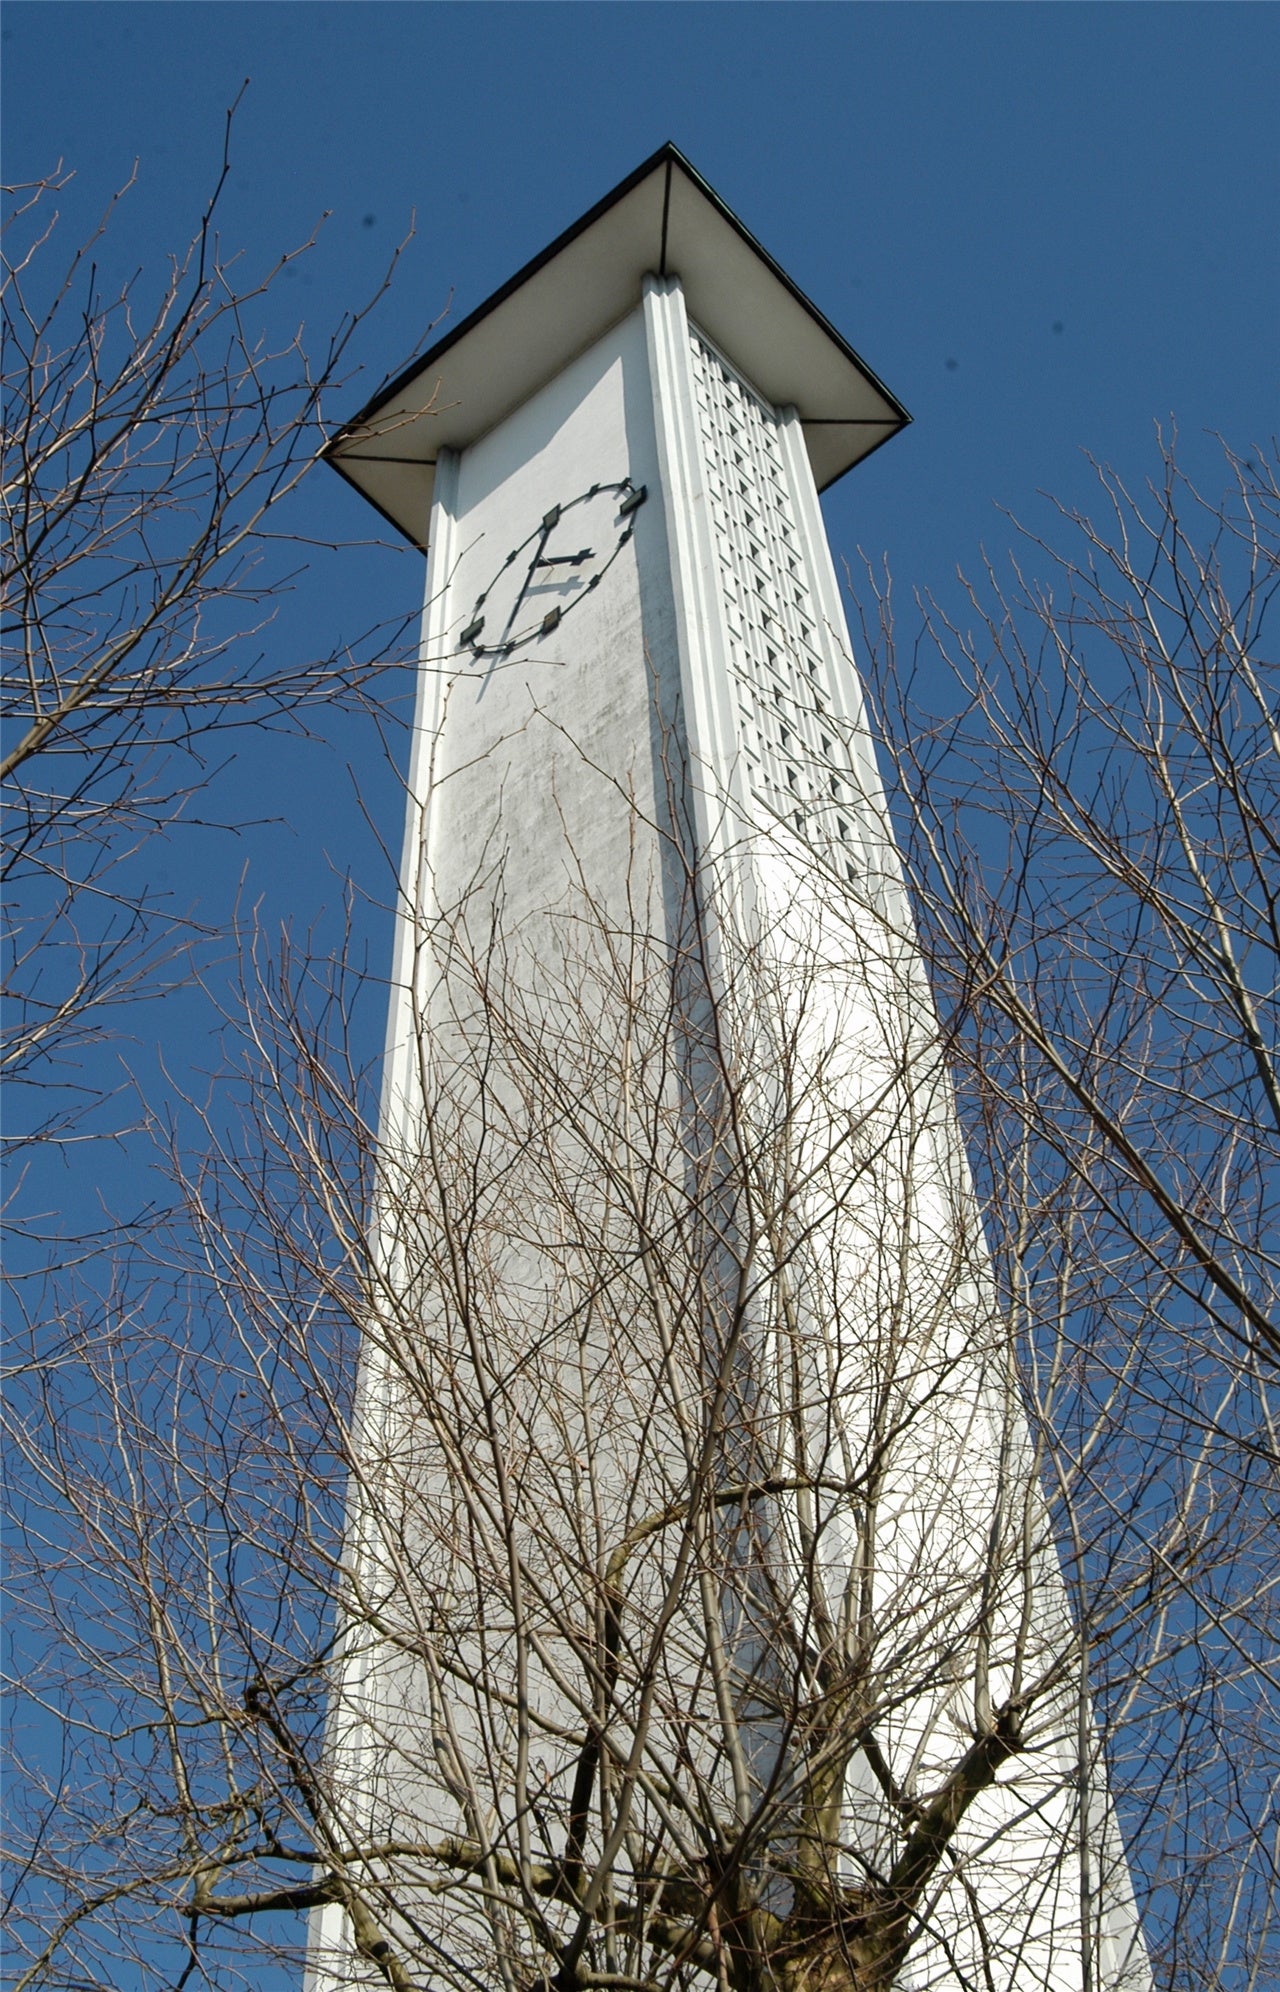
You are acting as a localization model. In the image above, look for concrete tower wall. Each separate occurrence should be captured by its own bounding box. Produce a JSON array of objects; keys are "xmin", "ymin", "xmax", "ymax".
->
[{"xmin": 309, "ymin": 277, "xmax": 1149, "ymax": 1992}]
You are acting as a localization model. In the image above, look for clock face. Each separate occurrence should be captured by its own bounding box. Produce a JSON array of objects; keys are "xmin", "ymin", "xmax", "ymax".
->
[{"xmin": 459, "ymin": 478, "xmax": 647, "ymax": 660}]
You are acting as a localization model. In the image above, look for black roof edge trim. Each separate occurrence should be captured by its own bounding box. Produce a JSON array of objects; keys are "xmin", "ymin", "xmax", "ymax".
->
[{"xmin": 323, "ymin": 142, "xmax": 911, "ymax": 461}]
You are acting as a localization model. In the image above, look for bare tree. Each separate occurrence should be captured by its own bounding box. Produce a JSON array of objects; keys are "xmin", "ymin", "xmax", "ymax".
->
[
  {"xmin": 3, "ymin": 436, "xmax": 1272, "ymax": 1992},
  {"xmin": 5, "ymin": 767, "xmax": 1147, "ymax": 1992},
  {"xmin": 1, "ymin": 110, "xmax": 416, "ymax": 1155},
  {"xmin": 859, "ymin": 433, "xmax": 1279, "ymax": 1988}
]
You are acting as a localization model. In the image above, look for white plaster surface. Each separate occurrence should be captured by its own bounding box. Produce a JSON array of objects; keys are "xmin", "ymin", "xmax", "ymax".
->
[{"xmin": 309, "ymin": 289, "xmax": 1149, "ymax": 1992}]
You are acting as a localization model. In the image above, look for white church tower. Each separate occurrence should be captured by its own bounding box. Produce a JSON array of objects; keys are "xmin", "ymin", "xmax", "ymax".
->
[{"xmin": 315, "ymin": 147, "xmax": 1149, "ymax": 1992}]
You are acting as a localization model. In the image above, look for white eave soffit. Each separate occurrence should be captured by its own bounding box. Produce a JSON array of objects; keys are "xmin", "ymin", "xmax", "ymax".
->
[{"xmin": 324, "ymin": 145, "xmax": 911, "ymax": 551}]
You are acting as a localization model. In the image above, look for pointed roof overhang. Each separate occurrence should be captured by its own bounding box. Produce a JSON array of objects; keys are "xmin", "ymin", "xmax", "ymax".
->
[{"xmin": 323, "ymin": 143, "xmax": 911, "ymax": 551}]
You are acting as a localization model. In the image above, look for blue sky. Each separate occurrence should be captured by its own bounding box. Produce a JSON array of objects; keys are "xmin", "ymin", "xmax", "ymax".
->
[
  {"xmin": 3, "ymin": 11, "xmax": 1276, "ymax": 1984},
  {"xmin": 7, "ymin": 3, "xmax": 1274, "ymax": 528},
  {"xmin": 4, "ymin": 3, "xmax": 1277, "ymax": 1196},
  {"xmin": 3, "ymin": 0, "xmax": 1276, "ymax": 1202}
]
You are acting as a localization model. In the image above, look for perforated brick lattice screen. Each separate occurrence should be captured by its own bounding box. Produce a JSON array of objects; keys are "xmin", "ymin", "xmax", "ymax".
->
[{"xmin": 690, "ymin": 326, "xmax": 857, "ymax": 874}]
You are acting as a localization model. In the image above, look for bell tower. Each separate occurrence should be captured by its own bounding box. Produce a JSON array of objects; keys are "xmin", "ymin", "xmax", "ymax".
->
[{"xmin": 313, "ymin": 147, "xmax": 1148, "ymax": 1992}]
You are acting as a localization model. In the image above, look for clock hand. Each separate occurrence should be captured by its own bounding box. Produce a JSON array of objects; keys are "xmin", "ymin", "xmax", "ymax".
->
[
  {"xmin": 533, "ymin": 549, "xmax": 593, "ymax": 568},
  {"xmin": 493, "ymin": 523, "xmax": 552, "ymax": 654}
]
